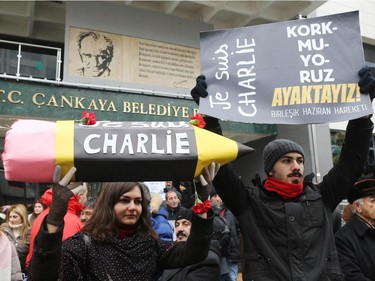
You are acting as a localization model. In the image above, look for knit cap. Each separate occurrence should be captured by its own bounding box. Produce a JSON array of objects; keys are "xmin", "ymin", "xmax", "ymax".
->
[
  {"xmin": 176, "ymin": 209, "xmax": 193, "ymax": 223},
  {"xmin": 263, "ymin": 139, "xmax": 305, "ymax": 174}
]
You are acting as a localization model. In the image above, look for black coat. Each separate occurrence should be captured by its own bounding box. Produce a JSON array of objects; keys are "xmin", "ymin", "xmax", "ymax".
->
[
  {"xmin": 211, "ymin": 117, "xmax": 373, "ymax": 281},
  {"xmin": 222, "ymin": 208, "xmax": 241, "ymax": 262},
  {"xmin": 30, "ymin": 211, "xmax": 214, "ymax": 281},
  {"xmin": 158, "ymin": 240, "xmax": 221, "ymax": 281},
  {"xmin": 213, "ymin": 206, "xmax": 241, "ymax": 262},
  {"xmin": 335, "ymin": 214, "xmax": 375, "ymax": 281},
  {"xmin": 165, "ymin": 204, "xmax": 186, "ymax": 221}
]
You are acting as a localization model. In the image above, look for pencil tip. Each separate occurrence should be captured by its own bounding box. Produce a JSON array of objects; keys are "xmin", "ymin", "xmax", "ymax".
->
[{"xmin": 237, "ymin": 143, "xmax": 255, "ymax": 158}]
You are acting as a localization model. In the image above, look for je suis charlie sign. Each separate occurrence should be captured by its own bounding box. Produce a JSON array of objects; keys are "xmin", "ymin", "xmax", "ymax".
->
[{"xmin": 199, "ymin": 11, "xmax": 373, "ymax": 124}]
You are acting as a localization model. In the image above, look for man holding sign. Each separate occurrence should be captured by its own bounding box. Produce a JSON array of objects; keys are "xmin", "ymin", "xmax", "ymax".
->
[{"xmin": 190, "ymin": 65, "xmax": 375, "ymax": 280}]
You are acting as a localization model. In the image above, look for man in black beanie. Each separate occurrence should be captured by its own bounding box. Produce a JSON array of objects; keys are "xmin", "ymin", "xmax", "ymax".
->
[
  {"xmin": 190, "ymin": 66, "xmax": 375, "ymax": 281},
  {"xmin": 158, "ymin": 209, "xmax": 221, "ymax": 281},
  {"xmin": 335, "ymin": 179, "xmax": 375, "ymax": 280}
]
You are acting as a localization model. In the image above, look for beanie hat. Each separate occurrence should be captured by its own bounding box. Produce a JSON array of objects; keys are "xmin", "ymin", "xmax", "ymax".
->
[
  {"xmin": 176, "ymin": 209, "xmax": 193, "ymax": 223},
  {"xmin": 347, "ymin": 179, "xmax": 375, "ymax": 204},
  {"xmin": 263, "ymin": 139, "xmax": 305, "ymax": 174}
]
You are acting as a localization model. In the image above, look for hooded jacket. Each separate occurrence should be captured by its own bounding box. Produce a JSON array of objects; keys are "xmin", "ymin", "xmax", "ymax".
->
[
  {"xmin": 26, "ymin": 188, "xmax": 84, "ymax": 268},
  {"xmin": 150, "ymin": 193, "xmax": 174, "ymax": 241}
]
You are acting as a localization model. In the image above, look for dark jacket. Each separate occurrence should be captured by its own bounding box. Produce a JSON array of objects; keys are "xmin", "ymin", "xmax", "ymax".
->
[
  {"xmin": 211, "ymin": 117, "xmax": 373, "ymax": 281},
  {"xmin": 26, "ymin": 189, "xmax": 84, "ymax": 269},
  {"xmin": 335, "ymin": 214, "xmax": 375, "ymax": 281},
  {"xmin": 212, "ymin": 206, "xmax": 241, "ymax": 262},
  {"xmin": 30, "ymin": 211, "xmax": 214, "ymax": 281},
  {"xmin": 222, "ymin": 208, "xmax": 241, "ymax": 262},
  {"xmin": 331, "ymin": 206, "xmax": 343, "ymax": 234},
  {"xmin": 158, "ymin": 240, "xmax": 221, "ymax": 281},
  {"xmin": 166, "ymin": 204, "xmax": 186, "ymax": 221}
]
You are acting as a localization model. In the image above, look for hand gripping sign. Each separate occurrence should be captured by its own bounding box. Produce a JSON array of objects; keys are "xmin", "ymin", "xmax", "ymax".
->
[{"xmin": 2, "ymin": 119, "xmax": 254, "ymax": 182}]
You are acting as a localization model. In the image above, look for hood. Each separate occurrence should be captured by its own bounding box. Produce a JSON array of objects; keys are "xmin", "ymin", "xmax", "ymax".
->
[
  {"xmin": 155, "ymin": 206, "xmax": 169, "ymax": 218},
  {"xmin": 41, "ymin": 188, "xmax": 85, "ymax": 216},
  {"xmin": 150, "ymin": 193, "xmax": 163, "ymax": 214}
]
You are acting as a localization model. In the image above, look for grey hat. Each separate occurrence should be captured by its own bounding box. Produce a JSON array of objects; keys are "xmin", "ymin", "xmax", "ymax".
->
[{"xmin": 263, "ymin": 139, "xmax": 304, "ymax": 174}]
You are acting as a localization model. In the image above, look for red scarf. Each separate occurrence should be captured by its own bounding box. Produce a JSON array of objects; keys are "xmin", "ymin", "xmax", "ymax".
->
[
  {"xmin": 264, "ymin": 176, "xmax": 303, "ymax": 200},
  {"xmin": 116, "ymin": 224, "xmax": 137, "ymax": 239}
]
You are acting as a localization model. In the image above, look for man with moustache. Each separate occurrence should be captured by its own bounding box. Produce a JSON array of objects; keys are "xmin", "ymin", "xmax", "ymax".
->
[
  {"xmin": 190, "ymin": 66, "xmax": 375, "ymax": 281},
  {"xmin": 158, "ymin": 209, "xmax": 221, "ymax": 281},
  {"xmin": 164, "ymin": 189, "xmax": 186, "ymax": 221},
  {"xmin": 79, "ymin": 197, "xmax": 96, "ymax": 225},
  {"xmin": 335, "ymin": 179, "xmax": 375, "ymax": 280}
]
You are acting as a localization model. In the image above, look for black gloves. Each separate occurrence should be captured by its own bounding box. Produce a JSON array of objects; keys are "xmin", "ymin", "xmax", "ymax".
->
[
  {"xmin": 190, "ymin": 75, "xmax": 222, "ymax": 133},
  {"xmin": 47, "ymin": 166, "xmax": 78, "ymax": 226},
  {"xmin": 196, "ymin": 163, "xmax": 220, "ymax": 201},
  {"xmin": 191, "ymin": 75, "xmax": 208, "ymax": 105},
  {"xmin": 358, "ymin": 66, "xmax": 375, "ymax": 101}
]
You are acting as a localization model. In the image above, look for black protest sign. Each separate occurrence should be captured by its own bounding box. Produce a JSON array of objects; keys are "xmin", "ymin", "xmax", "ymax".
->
[{"xmin": 199, "ymin": 11, "xmax": 372, "ymax": 124}]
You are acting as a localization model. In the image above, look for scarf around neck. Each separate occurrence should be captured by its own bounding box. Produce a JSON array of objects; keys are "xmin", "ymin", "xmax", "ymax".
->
[
  {"xmin": 9, "ymin": 223, "xmax": 23, "ymax": 239},
  {"xmin": 116, "ymin": 224, "xmax": 137, "ymax": 239},
  {"xmin": 264, "ymin": 176, "xmax": 303, "ymax": 200}
]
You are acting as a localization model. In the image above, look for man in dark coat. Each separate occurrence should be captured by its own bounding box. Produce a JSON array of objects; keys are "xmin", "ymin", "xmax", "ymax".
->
[
  {"xmin": 164, "ymin": 189, "xmax": 187, "ymax": 220},
  {"xmin": 159, "ymin": 209, "xmax": 221, "ymax": 281},
  {"xmin": 335, "ymin": 179, "xmax": 375, "ymax": 280},
  {"xmin": 211, "ymin": 188, "xmax": 241, "ymax": 281},
  {"xmin": 190, "ymin": 66, "xmax": 375, "ymax": 281}
]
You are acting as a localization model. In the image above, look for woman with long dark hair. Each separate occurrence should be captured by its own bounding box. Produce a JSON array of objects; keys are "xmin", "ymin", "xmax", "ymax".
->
[{"xmin": 30, "ymin": 166, "xmax": 217, "ymax": 281}]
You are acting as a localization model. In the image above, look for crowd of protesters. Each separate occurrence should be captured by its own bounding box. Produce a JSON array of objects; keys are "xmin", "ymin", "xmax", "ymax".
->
[
  {"xmin": 0, "ymin": 167, "xmax": 242, "ymax": 281},
  {"xmin": 0, "ymin": 66, "xmax": 374, "ymax": 281}
]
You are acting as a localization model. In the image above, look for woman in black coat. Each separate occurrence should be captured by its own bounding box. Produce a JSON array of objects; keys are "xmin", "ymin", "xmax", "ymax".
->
[{"xmin": 30, "ymin": 166, "xmax": 215, "ymax": 281}]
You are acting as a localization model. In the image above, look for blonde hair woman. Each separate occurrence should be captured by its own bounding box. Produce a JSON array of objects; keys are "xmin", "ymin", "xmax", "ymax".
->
[{"xmin": 0, "ymin": 204, "xmax": 31, "ymax": 273}]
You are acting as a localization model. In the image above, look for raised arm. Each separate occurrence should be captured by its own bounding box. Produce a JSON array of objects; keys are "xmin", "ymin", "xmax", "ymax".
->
[
  {"xmin": 30, "ymin": 166, "xmax": 79, "ymax": 281},
  {"xmin": 190, "ymin": 76, "xmax": 252, "ymax": 215},
  {"xmin": 319, "ymin": 67, "xmax": 375, "ymax": 210},
  {"xmin": 158, "ymin": 162, "xmax": 219, "ymax": 268}
]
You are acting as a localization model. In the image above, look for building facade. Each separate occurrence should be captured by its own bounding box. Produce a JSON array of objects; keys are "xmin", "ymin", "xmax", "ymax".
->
[{"xmin": 0, "ymin": 1, "xmax": 374, "ymax": 204}]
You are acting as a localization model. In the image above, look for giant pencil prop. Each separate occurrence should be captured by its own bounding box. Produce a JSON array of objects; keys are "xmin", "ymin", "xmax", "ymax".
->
[{"xmin": 2, "ymin": 120, "xmax": 254, "ymax": 182}]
